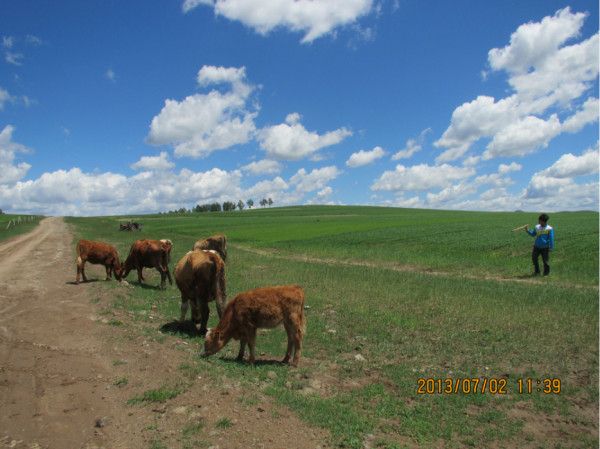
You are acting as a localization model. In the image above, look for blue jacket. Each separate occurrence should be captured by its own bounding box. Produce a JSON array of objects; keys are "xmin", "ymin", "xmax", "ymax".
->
[{"xmin": 527, "ymin": 224, "xmax": 554, "ymax": 250}]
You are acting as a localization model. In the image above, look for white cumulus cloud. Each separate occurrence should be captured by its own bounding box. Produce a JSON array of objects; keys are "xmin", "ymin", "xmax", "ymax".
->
[
  {"xmin": 182, "ymin": 0, "xmax": 375, "ymax": 43},
  {"xmin": 147, "ymin": 65, "xmax": 257, "ymax": 158},
  {"xmin": 0, "ymin": 125, "xmax": 31, "ymax": 185},
  {"xmin": 258, "ymin": 113, "xmax": 351, "ymax": 161},
  {"xmin": 241, "ymin": 159, "xmax": 282, "ymax": 175},
  {"xmin": 483, "ymin": 114, "xmax": 562, "ymax": 159},
  {"xmin": 346, "ymin": 146, "xmax": 385, "ymax": 167},
  {"xmin": 392, "ymin": 128, "xmax": 431, "ymax": 160},
  {"xmin": 562, "ymin": 97, "xmax": 599, "ymax": 133},
  {"xmin": 372, "ymin": 163, "xmax": 475, "ymax": 192},
  {"xmin": 539, "ymin": 145, "xmax": 599, "ymax": 178},
  {"xmin": 523, "ymin": 145, "xmax": 599, "ymax": 206},
  {"xmin": 130, "ymin": 152, "xmax": 175, "ymax": 171},
  {"xmin": 498, "ymin": 162, "xmax": 522, "ymax": 174},
  {"xmin": 488, "ymin": 7, "xmax": 586, "ymax": 75},
  {"xmin": 435, "ymin": 8, "xmax": 599, "ymax": 162},
  {"xmin": 290, "ymin": 165, "xmax": 341, "ymax": 193}
]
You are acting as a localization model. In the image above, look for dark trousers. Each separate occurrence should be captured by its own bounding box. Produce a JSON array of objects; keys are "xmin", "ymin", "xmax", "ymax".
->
[{"xmin": 532, "ymin": 247, "xmax": 550, "ymax": 275}]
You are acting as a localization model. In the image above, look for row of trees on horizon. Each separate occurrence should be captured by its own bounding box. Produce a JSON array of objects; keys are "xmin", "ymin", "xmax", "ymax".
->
[{"xmin": 161, "ymin": 198, "xmax": 274, "ymax": 215}]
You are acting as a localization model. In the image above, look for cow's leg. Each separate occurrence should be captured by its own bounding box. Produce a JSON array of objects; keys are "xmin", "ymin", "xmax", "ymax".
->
[
  {"xmin": 166, "ymin": 268, "xmax": 173, "ymax": 286},
  {"xmin": 136, "ymin": 267, "xmax": 143, "ymax": 284},
  {"xmin": 76, "ymin": 256, "xmax": 84, "ymax": 284},
  {"xmin": 159, "ymin": 269, "xmax": 166, "ymax": 290},
  {"xmin": 179, "ymin": 295, "xmax": 189, "ymax": 323},
  {"xmin": 198, "ymin": 300, "xmax": 210, "ymax": 336},
  {"xmin": 105, "ymin": 265, "xmax": 111, "ymax": 280},
  {"xmin": 157, "ymin": 265, "xmax": 169, "ymax": 289},
  {"xmin": 190, "ymin": 300, "xmax": 201, "ymax": 333},
  {"xmin": 291, "ymin": 324, "xmax": 303, "ymax": 367},
  {"xmin": 282, "ymin": 322, "xmax": 294, "ymax": 364},
  {"xmin": 237, "ymin": 340, "xmax": 246, "ymax": 361},
  {"xmin": 80, "ymin": 259, "xmax": 88, "ymax": 282},
  {"xmin": 247, "ymin": 329, "xmax": 257, "ymax": 365}
]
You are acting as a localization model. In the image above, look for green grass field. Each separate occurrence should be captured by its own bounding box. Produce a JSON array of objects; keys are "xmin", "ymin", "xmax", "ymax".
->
[
  {"xmin": 66, "ymin": 206, "xmax": 599, "ymax": 449},
  {"xmin": 0, "ymin": 214, "xmax": 44, "ymax": 242}
]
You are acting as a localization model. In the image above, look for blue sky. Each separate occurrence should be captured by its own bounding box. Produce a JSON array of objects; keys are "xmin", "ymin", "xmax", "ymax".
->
[{"xmin": 0, "ymin": 0, "xmax": 598, "ymax": 215}]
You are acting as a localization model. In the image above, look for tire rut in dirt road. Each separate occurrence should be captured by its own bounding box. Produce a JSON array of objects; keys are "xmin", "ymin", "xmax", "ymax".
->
[
  {"xmin": 0, "ymin": 218, "xmax": 330, "ymax": 449},
  {"xmin": 0, "ymin": 217, "xmax": 123, "ymax": 449},
  {"xmin": 231, "ymin": 243, "xmax": 596, "ymax": 290}
]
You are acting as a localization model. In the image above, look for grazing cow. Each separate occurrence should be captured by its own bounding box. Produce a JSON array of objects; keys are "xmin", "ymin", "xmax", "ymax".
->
[
  {"xmin": 119, "ymin": 221, "xmax": 143, "ymax": 231},
  {"xmin": 203, "ymin": 285, "xmax": 306, "ymax": 367},
  {"xmin": 174, "ymin": 250, "xmax": 226, "ymax": 335},
  {"xmin": 122, "ymin": 239, "xmax": 172, "ymax": 289},
  {"xmin": 75, "ymin": 239, "xmax": 123, "ymax": 284},
  {"xmin": 193, "ymin": 234, "xmax": 227, "ymax": 261}
]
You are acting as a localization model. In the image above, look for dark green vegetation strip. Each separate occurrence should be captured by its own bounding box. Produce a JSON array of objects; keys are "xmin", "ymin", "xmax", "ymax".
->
[
  {"xmin": 67, "ymin": 206, "xmax": 599, "ymax": 449},
  {"xmin": 0, "ymin": 214, "xmax": 43, "ymax": 242}
]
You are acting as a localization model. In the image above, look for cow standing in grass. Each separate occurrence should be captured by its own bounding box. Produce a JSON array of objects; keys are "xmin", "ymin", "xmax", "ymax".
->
[
  {"xmin": 203, "ymin": 285, "xmax": 306, "ymax": 367},
  {"xmin": 174, "ymin": 250, "xmax": 226, "ymax": 335},
  {"xmin": 193, "ymin": 234, "xmax": 227, "ymax": 261},
  {"xmin": 122, "ymin": 239, "xmax": 172, "ymax": 289},
  {"xmin": 75, "ymin": 239, "xmax": 123, "ymax": 284}
]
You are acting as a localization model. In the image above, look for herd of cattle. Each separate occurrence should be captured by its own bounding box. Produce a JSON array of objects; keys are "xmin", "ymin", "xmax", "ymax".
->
[{"xmin": 75, "ymin": 235, "xmax": 305, "ymax": 366}]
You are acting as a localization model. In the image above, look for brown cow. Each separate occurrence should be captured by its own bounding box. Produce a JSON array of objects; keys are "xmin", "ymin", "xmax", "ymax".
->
[
  {"xmin": 203, "ymin": 285, "xmax": 306, "ymax": 366},
  {"xmin": 122, "ymin": 239, "xmax": 172, "ymax": 289},
  {"xmin": 174, "ymin": 250, "xmax": 226, "ymax": 335},
  {"xmin": 193, "ymin": 234, "xmax": 227, "ymax": 261},
  {"xmin": 75, "ymin": 239, "xmax": 123, "ymax": 284}
]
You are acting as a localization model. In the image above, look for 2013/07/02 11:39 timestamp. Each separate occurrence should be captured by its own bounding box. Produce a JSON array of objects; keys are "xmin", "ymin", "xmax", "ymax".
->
[{"xmin": 416, "ymin": 377, "xmax": 562, "ymax": 395}]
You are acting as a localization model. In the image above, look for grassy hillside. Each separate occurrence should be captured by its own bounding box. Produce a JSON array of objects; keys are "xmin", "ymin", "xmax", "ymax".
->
[{"xmin": 66, "ymin": 206, "xmax": 599, "ymax": 449}]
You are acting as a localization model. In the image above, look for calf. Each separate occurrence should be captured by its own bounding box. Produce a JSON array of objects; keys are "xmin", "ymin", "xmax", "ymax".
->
[
  {"xmin": 174, "ymin": 250, "xmax": 226, "ymax": 335},
  {"xmin": 122, "ymin": 239, "xmax": 172, "ymax": 289},
  {"xmin": 193, "ymin": 234, "xmax": 227, "ymax": 261},
  {"xmin": 75, "ymin": 239, "xmax": 122, "ymax": 284},
  {"xmin": 203, "ymin": 285, "xmax": 306, "ymax": 367}
]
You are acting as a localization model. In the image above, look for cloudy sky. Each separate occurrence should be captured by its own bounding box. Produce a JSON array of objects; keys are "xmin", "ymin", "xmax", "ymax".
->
[{"xmin": 0, "ymin": 0, "xmax": 598, "ymax": 215}]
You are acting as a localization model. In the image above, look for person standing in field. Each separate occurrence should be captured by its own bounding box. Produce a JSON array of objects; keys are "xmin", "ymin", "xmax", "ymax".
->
[{"xmin": 525, "ymin": 213, "xmax": 555, "ymax": 276}]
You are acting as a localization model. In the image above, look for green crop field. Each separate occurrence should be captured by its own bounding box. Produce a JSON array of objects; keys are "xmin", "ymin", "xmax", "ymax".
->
[
  {"xmin": 0, "ymin": 214, "xmax": 44, "ymax": 242},
  {"xmin": 66, "ymin": 206, "xmax": 599, "ymax": 449}
]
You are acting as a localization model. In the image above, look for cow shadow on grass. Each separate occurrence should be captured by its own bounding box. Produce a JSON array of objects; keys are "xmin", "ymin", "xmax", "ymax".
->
[
  {"xmin": 217, "ymin": 357, "xmax": 286, "ymax": 367},
  {"xmin": 160, "ymin": 320, "xmax": 201, "ymax": 339},
  {"xmin": 515, "ymin": 273, "xmax": 540, "ymax": 280},
  {"xmin": 65, "ymin": 279, "xmax": 101, "ymax": 285},
  {"xmin": 132, "ymin": 281, "xmax": 166, "ymax": 291}
]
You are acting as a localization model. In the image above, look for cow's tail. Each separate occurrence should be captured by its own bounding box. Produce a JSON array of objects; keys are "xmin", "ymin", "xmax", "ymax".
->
[
  {"xmin": 297, "ymin": 287, "xmax": 307, "ymax": 336},
  {"xmin": 160, "ymin": 248, "xmax": 173, "ymax": 285},
  {"xmin": 212, "ymin": 256, "xmax": 227, "ymax": 318}
]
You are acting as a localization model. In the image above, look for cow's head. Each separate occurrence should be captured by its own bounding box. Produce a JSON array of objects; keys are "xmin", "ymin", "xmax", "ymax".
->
[
  {"xmin": 202, "ymin": 328, "xmax": 226, "ymax": 357},
  {"xmin": 113, "ymin": 259, "xmax": 125, "ymax": 281}
]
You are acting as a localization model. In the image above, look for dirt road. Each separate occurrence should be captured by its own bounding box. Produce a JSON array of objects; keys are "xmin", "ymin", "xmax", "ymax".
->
[{"xmin": 0, "ymin": 218, "xmax": 327, "ymax": 449}]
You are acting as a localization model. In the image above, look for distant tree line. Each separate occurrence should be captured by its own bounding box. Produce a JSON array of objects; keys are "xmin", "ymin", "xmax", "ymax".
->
[{"xmin": 160, "ymin": 198, "xmax": 273, "ymax": 215}]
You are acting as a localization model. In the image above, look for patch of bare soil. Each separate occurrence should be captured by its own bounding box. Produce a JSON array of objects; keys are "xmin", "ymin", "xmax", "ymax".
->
[
  {"xmin": 505, "ymin": 401, "xmax": 598, "ymax": 449},
  {"xmin": 231, "ymin": 244, "xmax": 596, "ymax": 290},
  {"xmin": 0, "ymin": 218, "xmax": 329, "ymax": 449}
]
